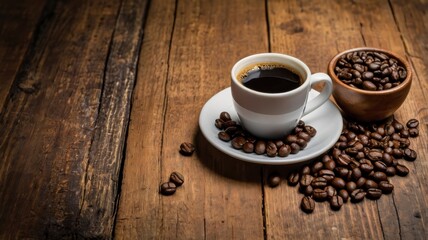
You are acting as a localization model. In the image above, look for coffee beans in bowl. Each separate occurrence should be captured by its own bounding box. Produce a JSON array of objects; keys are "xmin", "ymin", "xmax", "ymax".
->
[{"xmin": 328, "ymin": 47, "xmax": 412, "ymax": 122}]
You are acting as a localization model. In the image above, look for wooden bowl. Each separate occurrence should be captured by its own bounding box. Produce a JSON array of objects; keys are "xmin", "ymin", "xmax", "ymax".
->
[{"xmin": 328, "ymin": 47, "xmax": 412, "ymax": 122}]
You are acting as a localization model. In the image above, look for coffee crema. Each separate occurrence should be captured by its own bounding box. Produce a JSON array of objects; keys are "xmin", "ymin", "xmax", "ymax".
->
[{"xmin": 238, "ymin": 63, "xmax": 302, "ymax": 94}]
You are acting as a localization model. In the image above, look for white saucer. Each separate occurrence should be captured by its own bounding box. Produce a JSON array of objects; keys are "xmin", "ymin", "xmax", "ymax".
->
[{"xmin": 199, "ymin": 87, "xmax": 343, "ymax": 165}]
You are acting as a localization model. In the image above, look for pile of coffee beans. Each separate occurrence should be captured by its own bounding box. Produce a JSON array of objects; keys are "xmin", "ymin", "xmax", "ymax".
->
[
  {"xmin": 159, "ymin": 171, "xmax": 185, "ymax": 196},
  {"xmin": 215, "ymin": 112, "xmax": 317, "ymax": 157},
  {"xmin": 272, "ymin": 116, "xmax": 419, "ymax": 213},
  {"xmin": 334, "ymin": 50, "xmax": 407, "ymax": 91}
]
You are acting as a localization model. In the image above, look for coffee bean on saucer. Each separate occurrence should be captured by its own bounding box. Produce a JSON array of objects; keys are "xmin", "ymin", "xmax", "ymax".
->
[{"xmin": 180, "ymin": 142, "xmax": 195, "ymax": 156}]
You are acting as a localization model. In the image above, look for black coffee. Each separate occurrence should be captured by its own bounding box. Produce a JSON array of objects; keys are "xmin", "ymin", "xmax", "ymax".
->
[{"xmin": 238, "ymin": 63, "xmax": 302, "ymax": 93}]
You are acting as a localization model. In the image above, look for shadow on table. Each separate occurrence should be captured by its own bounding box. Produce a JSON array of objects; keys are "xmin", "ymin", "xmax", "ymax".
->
[{"xmin": 195, "ymin": 129, "xmax": 310, "ymax": 184}]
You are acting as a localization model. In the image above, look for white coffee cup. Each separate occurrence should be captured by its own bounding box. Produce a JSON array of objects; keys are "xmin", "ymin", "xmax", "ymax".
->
[{"xmin": 231, "ymin": 53, "xmax": 333, "ymax": 139}]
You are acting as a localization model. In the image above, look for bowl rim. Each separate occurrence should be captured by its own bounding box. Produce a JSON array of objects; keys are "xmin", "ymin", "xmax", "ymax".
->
[{"xmin": 328, "ymin": 47, "xmax": 412, "ymax": 95}]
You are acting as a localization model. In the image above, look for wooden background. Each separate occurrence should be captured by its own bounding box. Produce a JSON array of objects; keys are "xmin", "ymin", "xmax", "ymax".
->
[{"xmin": 0, "ymin": 0, "xmax": 426, "ymax": 239}]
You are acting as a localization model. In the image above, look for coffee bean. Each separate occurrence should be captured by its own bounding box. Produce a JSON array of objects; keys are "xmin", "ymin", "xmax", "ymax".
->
[
  {"xmin": 379, "ymin": 181, "xmax": 394, "ymax": 194},
  {"xmin": 242, "ymin": 142, "xmax": 254, "ymax": 153},
  {"xmin": 372, "ymin": 171, "xmax": 388, "ymax": 182},
  {"xmin": 219, "ymin": 111, "xmax": 231, "ymax": 122},
  {"xmin": 364, "ymin": 179, "xmax": 378, "ymax": 189},
  {"xmin": 395, "ymin": 164, "xmax": 410, "ymax": 176},
  {"xmin": 159, "ymin": 182, "xmax": 177, "ymax": 196},
  {"xmin": 325, "ymin": 185, "xmax": 337, "ymax": 199},
  {"xmin": 215, "ymin": 119, "xmax": 225, "ymax": 129},
  {"xmin": 231, "ymin": 137, "xmax": 247, "ymax": 149},
  {"xmin": 286, "ymin": 135, "xmax": 298, "ymax": 143},
  {"xmin": 385, "ymin": 167, "xmax": 396, "ymax": 176},
  {"xmin": 301, "ymin": 196, "xmax": 315, "ymax": 213},
  {"xmin": 311, "ymin": 161, "xmax": 324, "ymax": 174},
  {"xmin": 366, "ymin": 188, "xmax": 382, "ymax": 200},
  {"xmin": 368, "ymin": 151, "xmax": 383, "ymax": 161},
  {"xmin": 311, "ymin": 177, "xmax": 328, "ymax": 189},
  {"xmin": 278, "ymin": 144, "xmax": 291, "ymax": 157},
  {"xmin": 313, "ymin": 189, "xmax": 328, "ymax": 201},
  {"xmin": 300, "ymin": 174, "xmax": 314, "ymax": 187},
  {"xmin": 360, "ymin": 163, "xmax": 374, "ymax": 174},
  {"xmin": 351, "ymin": 168, "xmax": 362, "ymax": 180},
  {"xmin": 406, "ymin": 119, "xmax": 419, "ymax": 128},
  {"xmin": 180, "ymin": 142, "xmax": 196, "ymax": 156},
  {"xmin": 408, "ymin": 128, "xmax": 419, "ymax": 137},
  {"xmin": 335, "ymin": 167, "xmax": 350, "ymax": 178},
  {"xmin": 350, "ymin": 189, "xmax": 366, "ymax": 202},
  {"xmin": 337, "ymin": 154, "xmax": 352, "ymax": 166},
  {"xmin": 255, "ymin": 141, "xmax": 266, "ymax": 155},
  {"xmin": 403, "ymin": 148, "xmax": 417, "ymax": 161},
  {"xmin": 287, "ymin": 172, "xmax": 300, "ymax": 186},
  {"xmin": 319, "ymin": 169, "xmax": 335, "ymax": 182},
  {"xmin": 266, "ymin": 141, "xmax": 278, "ymax": 157},
  {"xmin": 301, "ymin": 165, "xmax": 311, "ymax": 175},
  {"xmin": 267, "ymin": 172, "xmax": 281, "ymax": 187},
  {"xmin": 346, "ymin": 181, "xmax": 357, "ymax": 193},
  {"xmin": 373, "ymin": 161, "xmax": 388, "ymax": 172},
  {"xmin": 331, "ymin": 177, "xmax": 346, "ymax": 189},
  {"xmin": 296, "ymin": 138, "xmax": 308, "ymax": 148},
  {"xmin": 218, "ymin": 132, "xmax": 231, "ymax": 142},
  {"xmin": 290, "ymin": 143, "xmax": 301, "ymax": 154},
  {"xmin": 304, "ymin": 126, "xmax": 317, "ymax": 137},
  {"xmin": 302, "ymin": 185, "xmax": 314, "ymax": 196},
  {"xmin": 356, "ymin": 177, "xmax": 367, "ymax": 188},
  {"xmin": 330, "ymin": 195, "xmax": 344, "ymax": 210},
  {"xmin": 170, "ymin": 172, "xmax": 184, "ymax": 186},
  {"xmin": 338, "ymin": 189, "xmax": 349, "ymax": 202},
  {"xmin": 322, "ymin": 160, "xmax": 335, "ymax": 171}
]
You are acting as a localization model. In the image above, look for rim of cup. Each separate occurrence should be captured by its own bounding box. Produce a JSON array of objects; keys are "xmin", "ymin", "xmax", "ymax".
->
[{"xmin": 231, "ymin": 53, "xmax": 312, "ymax": 97}]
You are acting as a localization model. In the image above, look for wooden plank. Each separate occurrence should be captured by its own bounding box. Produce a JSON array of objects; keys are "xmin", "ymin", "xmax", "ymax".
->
[
  {"xmin": 266, "ymin": 0, "xmax": 427, "ymax": 239},
  {"xmin": 0, "ymin": 0, "xmax": 146, "ymax": 238},
  {"xmin": 0, "ymin": 0, "xmax": 47, "ymax": 112},
  {"xmin": 385, "ymin": 0, "xmax": 428, "ymax": 239},
  {"xmin": 115, "ymin": 0, "xmax": 268, "ymax": 238}
]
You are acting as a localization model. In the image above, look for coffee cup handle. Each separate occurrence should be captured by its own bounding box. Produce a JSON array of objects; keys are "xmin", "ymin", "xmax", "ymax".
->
[{"xmin": 302, "ymin": 73, "xmax": 333, "ymax": 116}]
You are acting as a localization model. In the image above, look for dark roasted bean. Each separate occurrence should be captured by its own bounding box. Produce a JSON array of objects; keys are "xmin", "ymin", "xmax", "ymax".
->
[
  {"xmin": 267, "ymin": 172, "xmax": 281, "ymax": 187},
  {"xmin": 406, "ymin": 119, "xmax": 419, "ymax": 128},
  {"xmin": 346, "ymin": 181, "xmax": 357, "ymax": 193},
  {"xmin": 366, "ymin": 188, "xmax": 382, "ymax": 200},
  {"xmin": 408, "ymin": 128, "xmax": 419, "ymax": 137},
  {"xmin": 331, "ymin": 177, "xmax": 346, "ymax": 189},
  {"xmin": 338, "ymin": 189, "xmax": 349, "ymax": 202},
  {"xmin": 301, "ymin": 165, "xmax": 311, "ymax": 175},
  {"xmin": 364, "ymin": 179, "xmax": 378, "ymax": 189},
  {"xmin": 372, "ymin": 171, "xmax": 388, "ymax": 182},
  {"xmin": 300, "ymin": 174, "xmax": 314, "ymax": 187},
  {"xmin": 403, "ymin": 148, "xmax": 417, "ymax": 161},
  {"xmin": 278, "ymin": 144, "xmax": 291, "ymax": 157},
  {"xmin": 170, "ymin": 172, "xmax": 185, "ymax": 186},
  {"xmin": 180, "ymin": 142, "xmax": 196, "ymax": 156},
  {"xmin": 330, "ymin": 195, "xmax": 344, "ymax": 210},
  {"xmin": 395, "ymin": 164, "xmax": 410, "ymax": 176},
  {"xmin": 379, "ymin": 181, "xmax": 394, "ymax": 194},
  {"xmin": 255, "ymin": 141, "xmax": 266, "ymax": 155},
  {"xmin": 160, "ymin": 182, "xmax": 177, "ymax": 196},
  {"xmin": 356, "ymin": 177, "xmax": 367, "ymax": 188},
  {"xmin": 385, "ymin": 166, "xmax": 396, "ymax": 176},
  {"xmin": 350, "ymin": 189, "xmax": 366, "ymax": 202},
  {"xmin": 266, "ymin": 141, "xmax": 277, "ymax": 157},
  {"xmin": 311, "ymin": 161, "xmax": 324, "ymax": 174},
  {"xmin": 311, "ymin": 177, "xmax": 328, "ymax": 189},
  {"xmin": 231, "ymin": 137, "xmax": 247, "ymax": 150},
  {"xmin": 218, "ymin": 131, "xmax": 231, "ymax": 142},
  {"xmin": 301, "ymin": 196, "xmax": 315, "ymax": 213},
  {"xmin": 287, "ymin": 172, "xmax": 300, "ymax": 186},
  {"xmin": 242, "ymin": 142, "xmax": 254, "ymax": 153},
  {"xmin": 313, "ymin": 189, "xmax": 328, "ymax": 201},
  {"xmin": 219, "ymin": 111, "xmax": 231, "ymax": 121}
]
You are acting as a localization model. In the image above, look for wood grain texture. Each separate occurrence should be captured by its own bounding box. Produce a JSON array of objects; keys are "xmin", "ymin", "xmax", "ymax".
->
[
  {"xmin": 0, "ymin": 0, "xmax": 146, "ymax": 238},
  {"xmin": 115, "ymin": 0, "xmax": 268, "ymax": 239},
  {"xmin": 0, "ymin": 0, "xmax": 47, "ymax": 112}
]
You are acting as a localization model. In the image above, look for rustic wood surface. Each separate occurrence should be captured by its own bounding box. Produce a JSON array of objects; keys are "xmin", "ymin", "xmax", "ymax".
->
[{"xmin": 0, "ymin": 0, "xmax": 426, "ymax": 239}]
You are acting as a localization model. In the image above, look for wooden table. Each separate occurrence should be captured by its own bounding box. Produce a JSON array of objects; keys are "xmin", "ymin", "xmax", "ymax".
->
[{"xmin": 1, "ymin": 0, "xmax": 427, "ymax": 239}]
